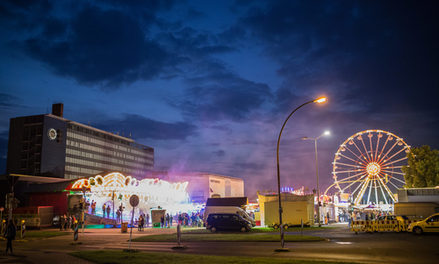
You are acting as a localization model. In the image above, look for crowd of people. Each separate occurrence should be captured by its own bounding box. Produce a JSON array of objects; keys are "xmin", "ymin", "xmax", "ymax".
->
[
  {"xmin": 81, "ymin": 198, "xmax": 210, "ymax": 229},
  {"xmin": 59, "ymin": 214, "xmax": 77, "ymax": 230}
]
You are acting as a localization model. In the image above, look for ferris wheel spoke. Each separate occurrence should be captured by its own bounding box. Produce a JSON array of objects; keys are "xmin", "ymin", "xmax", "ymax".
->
[
  {"xmin": 382, "ymin": 156, "xmax": 407, "ymax": 166},
  {"xmin": 333, "ymin": 161, "xmax": 362, "ymax": 168},
  {"xmin": 360, "ymin": 136, "xmax": 372, "ymax": 162},
  {"xmin": 381, "ymin": 170, "xmax": 405, "ymax": 176},
  {"xmin": 378, "ymin": 140, "xmax": 399, "ymax": 164},
  {"xmin": 333, "ymin": 169, "xmax": 363, "ymax": 174},
  {"xmin": 376, "ymin": 178, "xmax": 389, "ymax": 204},
  {"xmin": 342, "ymin": 173, "xmax": 368, "ymax": 192},
  {"xmin": 383, "ymin": 146, "xmax": 408, "ymax": 163},
  {"xmin": 348, "ymin": 173, "xmax": 368, "ymax": 193},
  {"xmin": 387, "ymin": 179, "xmax": 400, "ymax": 190},
  {"xmin": 374, "ymin": 179, "xmax": 379, "ymax": 205},
  {"xmin": 354, "ymin": 177, "xmax": 370, "ymax": 205},
  {"xmin": 351, "ymin": 139, "xmax": 370, "ymax": 162},
  {"xmin": 368, "ymin": 134, "xmax": 375, "ymax": 161},
  {"xmin": 383, "ymin": 165, "xmax": 404, "ymax": 169},
  {"xmin": 344, "ymin": 144, "xmax": 367, "ymax": 163},
  {"xmin": 377, "ymin": 135, "xmax": 390, "ymax": 161},
  {"xmin": 338, "ymin": 153, "xmax": 366, "ymax": 165},
  {"xmin": 389, "ymin": 176, "xmax": 406, "ymax": 185},
  {"xmin": 375, "ymin": 134, "xmax": 382, "ymax": 163},
  {"xmin": 377, "ymin": 176, "xmax": 396, "ymax": 202},
  {"xmin": 367, "ymin": 179, "xmax": 374, "ymax": 204},
  {"xmin": 336, "ymin": 172, "xmax": 367, "ymax": 183}
]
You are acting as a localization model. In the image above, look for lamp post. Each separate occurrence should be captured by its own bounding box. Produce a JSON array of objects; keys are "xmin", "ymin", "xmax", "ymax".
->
[
  {"xmin": 302, "ymin": 130, "xmax": 330, "ymax": 227},
  {"xmin": 276, "ymin": 96, "xmax": 327, "ymax": 250}
]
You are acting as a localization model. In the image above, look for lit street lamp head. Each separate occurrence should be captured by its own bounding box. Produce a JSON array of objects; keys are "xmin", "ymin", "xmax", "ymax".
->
[
  {"xmin": 324, "ymin": 130, "xmax": 331, "ymax": 136},
  {"xmin": 314, "ymin": 97, "xmax": 327, "ymax": 103}
]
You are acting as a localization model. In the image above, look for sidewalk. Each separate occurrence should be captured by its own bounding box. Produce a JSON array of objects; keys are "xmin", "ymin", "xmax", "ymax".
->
[{"xmin": 0, "ymin": 227, "xmax": 176, "ymax": 263}]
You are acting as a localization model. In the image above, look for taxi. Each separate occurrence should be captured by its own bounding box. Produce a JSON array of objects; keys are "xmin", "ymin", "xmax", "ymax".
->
[{"xmin": 407, "ymin": 213, "xmax": 439, "ymax": 234}]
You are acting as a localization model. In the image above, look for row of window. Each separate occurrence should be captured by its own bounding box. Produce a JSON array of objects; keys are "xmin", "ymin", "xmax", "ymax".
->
[
  {"xmin": 66, "ymin": 131, "xmax": 153, "ymax": 159},
  {"xmin": 66, "ymin": 139, "xmax": 154, "ymax": 162},
  {"xmin": 65, "ymin": 148, "xmax": 153, "ymax": 168},
  {"xmin": 65, "ymin": 165, "xmax": 101, "ymax": 176},
  {"xmin": 65, "ymin": 156, "xmax": 153, "ymax": 173},
  {"xmin": 64, "ymin": 168, "xmax": 149, "ymax": 179},
  {"xmin": 65, "ymin": 172, "xmax": 89, "ymax": 179},
  {"xmin": 65, "ymin": 158, "xmax": 126, "ymax": 172},
  {"xmin": 68, "ymin": 123, "xmax": 131, "ymax": 145}
]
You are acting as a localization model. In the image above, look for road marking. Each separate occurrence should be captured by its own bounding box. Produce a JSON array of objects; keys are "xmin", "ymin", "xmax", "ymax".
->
[{"xmin": 335, "ymin": 242, "xmax": 353, "ymax": 245}]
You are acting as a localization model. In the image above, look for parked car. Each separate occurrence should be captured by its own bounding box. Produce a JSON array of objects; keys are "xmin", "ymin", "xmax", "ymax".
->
[
  {"xmin": 52, "ymin": 215, "xmax": 60, "ymax": 227},
  {"xmin": 206, "ymin": 213, "xmax": 252, "ymax": 232},
  {"xmin": 407, "ymin": 213, "xmax": 439, "ymax": 234}
]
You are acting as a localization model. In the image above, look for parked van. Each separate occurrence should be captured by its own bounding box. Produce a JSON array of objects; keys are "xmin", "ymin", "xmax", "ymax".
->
[
  {"xmin": 206, "ymin": 213, "xmax": 252, "ymax": 232},
  {"xmin": 204, "ymin": 206, "xmax": 255, "ymax": 226}
]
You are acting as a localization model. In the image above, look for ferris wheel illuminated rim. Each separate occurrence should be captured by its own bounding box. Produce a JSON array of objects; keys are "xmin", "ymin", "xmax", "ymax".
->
[{"xmin": 332, "ymin": 130, "xmax": 410, "ymax": 206}]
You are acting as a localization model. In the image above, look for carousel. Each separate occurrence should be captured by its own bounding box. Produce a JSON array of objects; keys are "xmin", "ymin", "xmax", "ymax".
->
[{"xmin": 69, "ymin": 172, "xmax": 198, "ymax": 221}]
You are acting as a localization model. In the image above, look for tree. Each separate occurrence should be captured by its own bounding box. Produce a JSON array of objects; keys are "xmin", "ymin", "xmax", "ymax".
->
[{"xmin": 402, "ymin": 145, "xmax": 439, "ymax": 188}]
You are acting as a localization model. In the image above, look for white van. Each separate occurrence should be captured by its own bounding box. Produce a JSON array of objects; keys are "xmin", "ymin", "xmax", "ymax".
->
[{"xmin": 204, "ymin": 206, "xmax": 255, "ymax": 226}]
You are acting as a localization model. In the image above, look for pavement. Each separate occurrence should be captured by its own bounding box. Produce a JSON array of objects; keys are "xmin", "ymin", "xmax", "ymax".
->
[
  {"xmin": 1, "ymin": 223, "xmax": 438, "ymax": 264},
  {"xmin": 0, "ymin": 226, "xmax": 175, "ymax": 264}
]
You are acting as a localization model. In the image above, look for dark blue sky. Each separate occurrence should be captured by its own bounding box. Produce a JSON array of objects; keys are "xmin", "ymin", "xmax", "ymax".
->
[{"xmin": 0, "ymin": 0, "xmax": 438, "ymax": 199}]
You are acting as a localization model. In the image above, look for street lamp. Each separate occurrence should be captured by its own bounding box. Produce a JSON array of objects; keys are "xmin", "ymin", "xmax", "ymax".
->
[
  {"xmin": 302, "ymin": 130, "xmax": 331, "ymax": 227},
  {"xmin": 276, "ymin": 96, "xmax": 327, "ymax": 250}
]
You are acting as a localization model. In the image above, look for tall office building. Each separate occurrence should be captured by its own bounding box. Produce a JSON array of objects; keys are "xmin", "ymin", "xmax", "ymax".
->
[{"xmin": 6, "ymin": 104, "xmax": 154, "ymax": 179}]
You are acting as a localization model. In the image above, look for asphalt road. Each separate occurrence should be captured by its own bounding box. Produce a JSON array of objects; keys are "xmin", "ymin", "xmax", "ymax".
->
[{"xmin": 1, "ymin": 224, "xmax": 438, "ymax": 264}]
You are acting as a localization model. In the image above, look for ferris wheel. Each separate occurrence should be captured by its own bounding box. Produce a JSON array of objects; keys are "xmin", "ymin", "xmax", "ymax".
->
[{"xmin": 332, "ymin": 130, "xmax": 410, "ymax": 207}]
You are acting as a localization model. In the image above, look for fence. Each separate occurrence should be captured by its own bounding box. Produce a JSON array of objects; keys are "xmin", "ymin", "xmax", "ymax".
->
[{"xmin": 351, "ymin": 219, "xmax": 419, "ymax": 233}]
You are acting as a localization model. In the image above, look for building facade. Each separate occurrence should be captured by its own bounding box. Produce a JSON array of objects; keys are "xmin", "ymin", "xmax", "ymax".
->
[
  {"xmin": 157, "ymin": 171, "xmax": 244, "ymax": 203},
  {"xmin": 7, "ymin": 104, "xmax": 154, "ymax": 179}
]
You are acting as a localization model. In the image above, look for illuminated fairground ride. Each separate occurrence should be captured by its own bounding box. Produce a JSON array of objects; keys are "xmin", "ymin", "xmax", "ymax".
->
[
  {"xmin": 70, "ymin": 172, "xmax": 197, "ymax": 219},
  {"xmin": 330, "ymin": 130, "xmax": 410, "ymax": 210}
]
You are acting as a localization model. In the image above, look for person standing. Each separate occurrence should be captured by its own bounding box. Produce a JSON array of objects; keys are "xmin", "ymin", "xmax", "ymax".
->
[
  {"xmin": 102, "ymin": 204, "xmax": 106, "ymax": 218},
  {"xmin": 4, "ymin": 220, "xmax": 16, "ymax": 255},
  {"xmin": 59, "ymin": 215, "xmax": 65, "ymax": 231},
  {"xmin": 145, "ymin": 213, "xmax": 149, "ymax": 227},
  {"xmin": 116, "ymin": 209, "xmax": 121, "ymax": 224},
  {"xmin": 91, "ymin": 201, "xmax": 96, "ymax": 215},
  {"xmin": 106, "ymin": 205, "xmax": 111, "ymax": 219},
  {"xmin": 165, "ymin": 213, "xmax": 170, "ymax": 228},
  {"xmin": 119, "ymin": 204, "xmax": 124, "ymax": 223}
]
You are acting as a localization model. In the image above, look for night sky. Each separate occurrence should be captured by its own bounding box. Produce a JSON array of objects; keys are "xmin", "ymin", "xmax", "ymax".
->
[{"xmin": 0, "ymin": 0, "xmax": 438, "ymax": 200}]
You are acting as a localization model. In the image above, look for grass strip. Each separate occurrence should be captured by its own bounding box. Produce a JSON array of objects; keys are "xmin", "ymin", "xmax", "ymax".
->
[
  {"xmin": 132, "ymin": 233, "xmax": 324, "ymax": 242},
  {"xmin": 23, "ymin": 230, "xmax": 70, "ymax": 239},
  {"xmin": 71, "ymin": 250, "xmax": 356, "ymax": 264},
  {"xmin": 181, "ymin": 226, "xmax": 336, "ymax": 234}
]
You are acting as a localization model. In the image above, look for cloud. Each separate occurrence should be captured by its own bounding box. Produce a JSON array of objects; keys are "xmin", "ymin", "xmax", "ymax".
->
[
  {"xmin": 1, "ymin": 1, "xmax": 239, "ymax": 90},
  {"xmin": 235, "ymin": 0, "xmax": 439, "ymax": 115},
  {"xmin": 0, "ymin": 93, "xmax": 19, "ymax": 108},
  {"xmin": 94, "ymin": 114, "xmax": 197, "ymax": 140},
  {"xmin": 174, "ymin": 61, "xmax": 273, "ymax": 121},
  {"xmin": 212, "ymin": 150, "xmax": 225, "ymax": 157},
  {"xmin": 23, "ymin": 6, "xmax": 170, "ymax": 88}
]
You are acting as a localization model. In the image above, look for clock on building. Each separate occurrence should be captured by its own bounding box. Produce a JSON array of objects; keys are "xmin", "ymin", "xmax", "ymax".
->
[{"xmin": 47, "ymin": 128, "xmax": 57, "ymax": 140}]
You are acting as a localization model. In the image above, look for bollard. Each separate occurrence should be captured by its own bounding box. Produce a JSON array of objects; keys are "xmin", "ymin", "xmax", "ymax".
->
[
  {"xmin": 21, "ymin": 220, "xmax": 26, "ymax": 239},
  {"xmin": 301, "ymin": 219, "xmax": 303, "ymax": 236},
  {"xmin": 171, "ymin": 223, "xmax": 185, "ymax": 250},
  {"xmin": 73, "ymin": 221, "xmax": 79, "ymax": 241},
  {"xmin": 1, "ymin": 219, "xmax": 5, "ymax": 237},
  {"xmin": 177, "ymin": 223, "xmax": 181, "ymax": 246}
]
